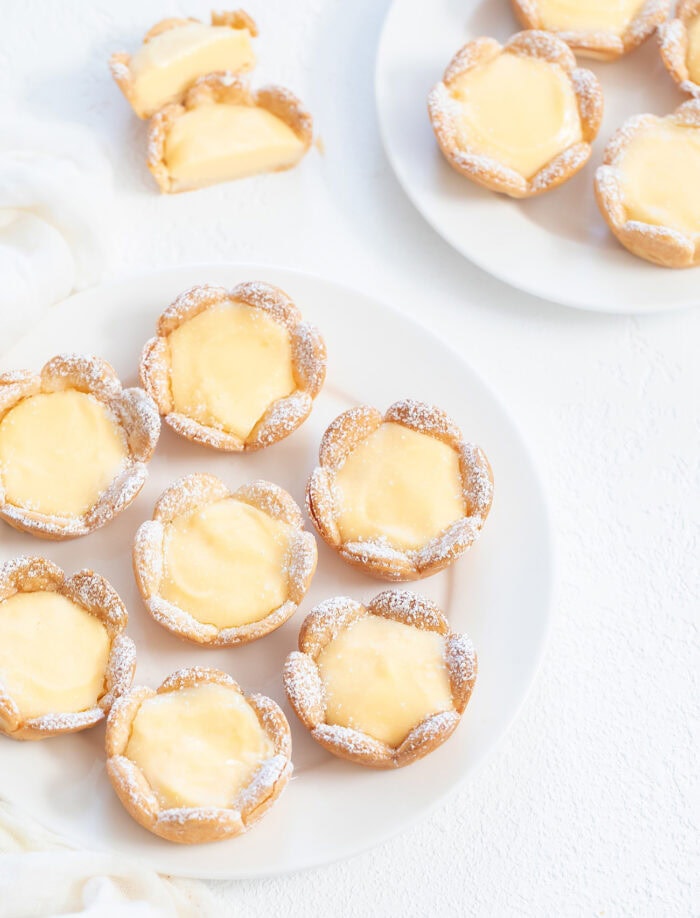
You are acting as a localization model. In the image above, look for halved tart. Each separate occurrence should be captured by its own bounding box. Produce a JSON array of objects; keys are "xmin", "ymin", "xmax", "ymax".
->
[{"xmin": 659, "ymin": 0, "xmax": 700, "ymax": 97}]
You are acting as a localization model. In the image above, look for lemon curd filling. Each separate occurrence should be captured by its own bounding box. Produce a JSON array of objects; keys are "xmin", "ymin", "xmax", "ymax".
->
[
  {"xmin": 686, "ymin": 16, "xmax": 700, "ymax": 84},
  {"xmin": 450, "ymin": 53, "xmax": 582, "ymax": 179},
  {"xmin": 125, "ymin": 683, "xmax": 274, "ymax": 808},
  {"xmin": 0, "ymin": 591, "xmax": 109, "ymax": 719},
  {"xmin": 0, "ymin": 389, "xmax": 128, "ymax": 517},
  {"xmin": 537, "ymin": 0, "xmax": 644, "ymax": 34},
  {"xmin": 317, "ymin": 615, "xmax": 454, "ymax": 747}
]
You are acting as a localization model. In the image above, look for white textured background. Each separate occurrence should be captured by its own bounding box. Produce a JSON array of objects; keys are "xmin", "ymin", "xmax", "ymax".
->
[{"xmin": 2, "ymin": 0, "xmax": 698, "ymax": 915}]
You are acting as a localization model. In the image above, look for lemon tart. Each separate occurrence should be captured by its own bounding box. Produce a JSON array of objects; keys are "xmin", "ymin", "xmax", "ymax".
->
[
  {"xmin": 428, "ymin": 31, "xmax": 603, "ymax": 198},
  {"xmin": 283, "ymin": 591, "xmax": 477, "ymax": 768},
  {"xmin": 0, "ymin": 355, "xmax": 160, "ymax": 539},
  {"xmin": 306, "ymin": 400, "xmax": 493, "ymax": 580},
  {"xmin": 0, "ymin": 556, "xmax": 135, "ymax": 740},
  {"xmin": 660, "ymin": 1, "xmax": 700, "ymax": 97},
  {"xmin": 140, "ymin": 282, "xmax": 326, "ymax": 451},
  {"xmin": 106, "ymin": 668, "xmax": 292, "ymax": 843},
  {"xmin": 110, "ymin": 10, "xmax": 258, "ymax": 119}
]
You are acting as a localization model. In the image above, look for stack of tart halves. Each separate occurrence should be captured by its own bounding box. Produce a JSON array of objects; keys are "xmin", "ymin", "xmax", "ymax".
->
[{"xmin": 0, "ymin": 276, "xmax": 493, "ymax": 845}]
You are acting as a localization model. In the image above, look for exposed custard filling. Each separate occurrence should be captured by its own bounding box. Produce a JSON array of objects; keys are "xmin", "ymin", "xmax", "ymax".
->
[
  {"xmin": 537, "ymin": 0, "xmax": 644, "ymax": 33},
  {"xmin": 161, "ymin": 497, "xmax": 294, "ymax": 629},
  {"xmin": 317, "ymin": 615, "xmax": 453, "ymax": 747},
  {"xmin": 450, "ymin": 53, "xmax": 582, "ymax": 179},
  {"xmin": 333, "ymin": 422, "xmax": 465, "ymax": 551},
  {"xmin": 0, "ymin": 591, "xmax": 109, "ymax": 719},
  {"xmin": 686, "ymin": 16, "xmax": 700, "ymax": 83},
  {"xmin": 164, "ymin": 104, "xmax": 306, "ymax": 188},
  {"xmin": 167, "ymin": 302, "xmax": 296, "ymax": 440},
  {"xmin": 130, "ymin": 23, "xmax": 255, "ymax": 115},
  {"xmin": 125, "ymin": 683, "xmax": 274, "ymax": 808},
  {"xmin": 618, "ymin": 122, "xmax": 700, "ymax": 237},
  {"xmin": 0, "ymin": 390, "xmax": 128, "ymax": 517}
]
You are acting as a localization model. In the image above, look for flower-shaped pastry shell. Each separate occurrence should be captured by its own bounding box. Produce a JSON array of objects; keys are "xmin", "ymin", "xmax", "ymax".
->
[
  {"xmin": 0, "ymin": 356, "xmax": 160, "ymax": 539},
  {"xmin": 0, "ymin": 556, "xmax": 136, "ymax": 741},
  {"xmin": 105, "ymin": 668, "xmax": 292, "ymax": 844},
  {"xmin": 306, "ymin": 400, "xmax": 493, "ymax": 581},
  {"xmin": 133, "ymin": 473, "xmax": 317, "ymax": 645},
  {"xmin": 140, "ymin": 282, "xmax": 326, "ymax": 451},
  {"xmin": 428, "ymin": 31, "xmax": 603, "ymax": 198},
  {"xmin": 283, "ymin": 592, "xmax": 477, "ymax": 769},
  {"xmin": 660, "ymin": 0, "xmax": 700, "ymax": 97}
]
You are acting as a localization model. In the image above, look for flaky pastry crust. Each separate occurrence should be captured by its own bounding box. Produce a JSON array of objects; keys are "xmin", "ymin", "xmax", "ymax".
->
[
  {"xmin": 0, "ymin": 556, "xmax": 136, "ymax": 741},
  {"xmin": 595, "ymin": 100, "xmax": 700, "ymax": 268},
  {"xmin": 511, "ymin": 0, "xmax": 671, "ymax": 60},
  {"xmin": 428, "ymin": 31, "xmax": 603, "ymax": 198},
  {"xmin": 147, "ymin": 73, "xmax": 313, "ymax": 193},
  {"xmin": 659, "ymin": 0, "xmax": 700, "ymax": 96},
  {"xmin": 140, "ymin": 282, "xmax": 326, "ymax": 451},
  {"xmin": 305, "ymin": 400, "xmax": 493, "ymax": 581},
  {"xmin": 110, "ymin": 10, "xmax": 258, "ymax": 119},
  {"xmin": 0, "ymin": 356, "xmax": 160, "ymax": 540},
  {"xmin": 133, "ymin": 473, "xmax": 317, "ymax": 646},
  {"xmin": 283, "ymin": 591, "xmax": 477, "ymax": 769},
  {"xmin": 105, "ymin": 667, "xmax": 292, "ymax": 844}
]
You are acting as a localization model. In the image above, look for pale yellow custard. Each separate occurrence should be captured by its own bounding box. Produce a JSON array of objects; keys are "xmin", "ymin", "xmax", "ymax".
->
[
  {"xmin": 125, "ymin": 683, "xmax": 274, "ymax": 808},
  {"xmin": 450, "ymin": 53, "xmax": 582, "ymax": 178},
  {"xmin": 161, "ymin": 497, "xmax": 294, "ymax": 629},
  {"xmin": 317, "ymin": 615, "xmax": 453, "ymax": 747},
  {"xmin": 164, "ymin": 104, "xmax": 306, "ymax": 189},
  {"xmin": 686, "ymin": 16, "xmax": 700, "ymax": 84},
  {"xmin": 0, "ymin": 591, "xmax": 109, "ymax": 719},
  {"xmin": 167, "ymin": 302, "xmax": 296, "ymax": 439},
  {"xmin": 333, "ymin": 422, "xmax": 465, "ymax": 551},
  {"xmin": 537, "ymin": 0, "xmax": 644, "ymax": 34},
  {"xmin": 0, "ymin": 390, "xmax": 128, "ymax": 517},
  {"xmin": 618, "ymin": 122, "xmax": 700, "ymax": 237},
  {"xmin": 129, "ymin": 23, "xmax": 255, "ymax": 116}
]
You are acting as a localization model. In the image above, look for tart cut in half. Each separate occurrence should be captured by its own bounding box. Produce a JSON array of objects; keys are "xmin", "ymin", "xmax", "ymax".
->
[
  {"xmin": 306, "ymin": 400, "xmax": 493, "ymax": 581},
  {"xmin": 511, "ymin": 0, "xmax": 671, "ymax": 60},
  {"xmin": 140, "ymin": 282, "xmax": 326, "ymax": 451},
  {"xmin": 428, "ymin": 30, "xmax": 603, "ymax": 198},
  {"xmin": 133, "ymin": 473, "xmax": 317, "ymax": 646},
  {"xmin": 0, "ymin": 355, "xmax": 160, "ymax": 539},
  {"xmin": 0, "ymin": 556, "xmax": 136, "ymax": 741},
  {"xmin": 595, "ymin": 101, "xmax": 700, "ymax": 268},
  {"xmin": 148, "ymin": 73, "xmax": 313, "ymax": 193},
  {"xmin": 106, "ymin": 667, "xmax": 292, "ymax": 844},
  {"xmin": 110, "ymin": 10, "xmax": 258, "ymax": 119},
  {"xmin": 283, "ymin": 591, "xmax": 477, "ymax": 769},
  {"xmin": 659, "ymin": 0, "xmax": 700, "ymax": 98}
]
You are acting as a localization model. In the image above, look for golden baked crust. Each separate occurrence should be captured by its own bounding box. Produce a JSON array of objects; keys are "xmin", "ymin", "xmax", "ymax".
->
[
  {"xmin": 428, "ymin": 31, "xmax": 603, "ymax": 198},
  {"xmin": 105, "ymin": 667, "xmax": 292, "ymax": 844},
  {"xmin": 595, "ymin": 100, "xmax": 700, "ymax": 268},
  {"xmin": 0, "ymin": 556, "xmax": 136, "ymax": 741},
  {"xmin": 659, "ymin": 0, "xmax": 700, "ymax": 96},
  {"xmin": 283, "ymin": 591, "xmax": 477, "ymax": 769},
  {"xmin": 139, "ymin": 282, "xmax": 326, "ymax": 451},
  {"xmin": 305, "ymin": 400, "xmax": 493, "ymax": 581},
  {"xmin": 0, "ymin": 356, "xmax": 160, "ymax": 540},
  {"xmin": 133, "ymin": 473, "xmax": 317, "ymax": 646},
  {"xmin": 110, "ymin": 10, "xmax": 258, "ymax": 119},
  {"xmin": 511, "ymin": 0, "xmax": 671, "ymax": 60},
  {"xmin": 147, "ymin": 73, "xmax": 313, "ymax": 193}
]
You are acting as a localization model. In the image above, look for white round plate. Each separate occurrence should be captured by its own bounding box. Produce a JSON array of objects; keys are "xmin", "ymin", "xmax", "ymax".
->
[
  {"xmin": 0, "ymin": 265, "xmax": 552, "ymax": 878},
  {"xmin": 377, "ymin": 0, "xmax": 697, "ymax": 313}
]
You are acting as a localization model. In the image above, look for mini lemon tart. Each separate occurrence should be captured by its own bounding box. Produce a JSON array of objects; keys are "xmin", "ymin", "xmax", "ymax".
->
[
  {"xmin": 0, "ymin": 557, "xmax": 135, "ymax": 741},
  {"xmin": 660, "ymin": 1, "xmax": 700, "ymax": 97},
  {"xmin": 133, "ymin": 473, "xmax": 317, "ymax": 646},
  {"xmin": 306, "ymin": 400, "xmax": 493, "ymax": 581},
  {"xmin": 147, "ymin": 73, "xmax": 313, "ymax": 193},
  {"xmin": 0, "ymin": 356, "xmax": 160, "ymax": 539},
  {"xmin": 110, "ymin": 10, "xmax": 258, "ymax": 119},
  {"xmin": 595, "ymin": 101, "xmax": 700, "ymax": 267},
  {"xmin": 106, "ymin": 668, "xmax": 292, "ymax": 843},
  {"xmin": 284, "ymin": 591, "xmax": 477, "ymax": 769},
  {"xmin": 428, "ymin": 31, "xmax": 603, "ymax": 198},
  {"xmin": 140, "ymin": 282, "xmax": 326, "ymax": 451},
  {"xmin": 511, "ymin": 0, "xmax": 671, "ymax": 60}
]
